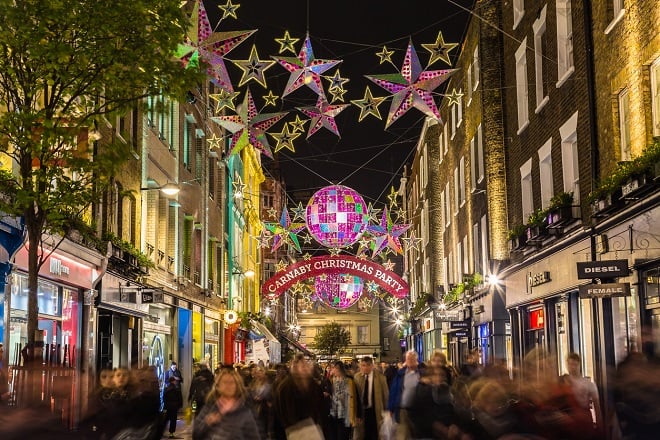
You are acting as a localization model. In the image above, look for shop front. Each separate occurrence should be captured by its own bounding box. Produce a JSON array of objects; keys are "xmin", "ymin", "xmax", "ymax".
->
[{"xmin": 469, "ymin": 288, "xmax": 508, "ymax": 367}]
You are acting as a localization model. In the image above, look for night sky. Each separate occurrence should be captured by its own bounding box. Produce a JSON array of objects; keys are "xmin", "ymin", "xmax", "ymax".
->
[{"xmin": 206, "ymin": 0, "xmax": 474, "ymax": 205}]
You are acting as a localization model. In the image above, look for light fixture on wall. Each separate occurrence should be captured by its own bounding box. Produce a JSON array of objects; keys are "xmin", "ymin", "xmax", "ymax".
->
[{"xmin": 140, "ymin": 181, "xmax": 180, "ymax": 196}]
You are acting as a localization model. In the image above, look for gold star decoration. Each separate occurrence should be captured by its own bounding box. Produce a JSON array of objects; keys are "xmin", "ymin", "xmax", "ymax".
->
[
  {"xmin": 207, "ymin": 133, "xmax": 224, "ymax": 150},
  {"xmin": 267, "ymin": 207, "xmax": 278, "ymax": 219},
  {"xmin": 326, "ymin": 70, "xmax": 350, "ymax": 92},
  {"xmin": 387, "ymin": 186, "xmax": 399, "ymax": 207},
  {"xmin": 358, "ymin": 253, "xmax": 368, "ymax": 260},
  {"xmin": 383, "ymin": 259, "xmax": 396, "ymax": 271},
  {"xmin": 232, "ymin": 175, "xmax": 246, "ymax": 196},
  {"xmin": 329, "ymin": 87, "xmax": 348, "ymax": 103},
  {"xmin": 209, "ymin": 89, "xmax": 241, "ymax": 113},
  {"xmin": 402, "ymin": 231, "xmax": 423, "ymax": 253},
  {"xmin": 291, "ymin": 202, "xmax": 306, "ymax": 220},
  {"xmin": 329, "ymin": 248, "xmax": 341, "ymax": 256},
  {"xmin": 395, "ymin": 207, "xmax": 406, "ymax": 222},
  {"xmin": 218, "ymin": 0, "xmax": 240, "ymax": 20},
  {"xmin": 302, "ymin": 253, "xmax": 312, "ymax": 260},
  {"xmin": 367, "ymin": 202, "xmax": 382, "ymax": 223},
  {"xmin": 421, "ymin": 31, "xmax": 458, "ymax": 66},
  {"xmin": 302, "ymin": 234, "xmax": 313, "ymax": 244},
  {"xmin": 446, "ymin": 88, "xmax": 463, "ymax": 106},
  {"xmin": 276, "ymin": 260, "xmax": 288, "ymax": 272},
  {"xmin": 274, "ymin": 30, "xmax": 299, "ymax": 55},
  {"xmin": 289, "ymin": 114, "xmax": 307, "ymax": 133},
  {"xmin": 351, "ymin": 86, "xmax": 386, "ymax": 122},
  {"xmin": 376, "ymin": 46, "xmax": 395, "ymax": 64},
  {"xmin": 270, "ymin": 124, "xmax": 301, "ymax": 153},
  {"xmin": 366, "ymin": 280, "xmax": 379, "ymax": 293},
  {"xmin": 257, "ymin": 232, "xmax": 272, "ymax": 249},
  {"xmin": 262, "ymin": 90, "xmax": 278, "ymax": 107},
  {"xmin": 291, "ymin": 280, "xmax": 306, "ymax": 294},
  {"xmin": 232, "ymin": 45, "xmax": 276, "ymax": 88}
]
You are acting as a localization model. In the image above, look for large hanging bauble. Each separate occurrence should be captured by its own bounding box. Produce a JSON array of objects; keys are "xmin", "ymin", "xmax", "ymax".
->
[
  {"xmin": 315, "ymin": 273, "xmax": 363, "ymax": 310},
  {"xmin": 305, "ymin": 185, "xmax": 369, "ymax": 248}
]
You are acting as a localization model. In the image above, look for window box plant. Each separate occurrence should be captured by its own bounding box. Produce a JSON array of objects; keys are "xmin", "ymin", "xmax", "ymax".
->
[
  {"xmin": 546, "ymin": 191, "xmax": 574, "ymax": 229},
  {"xmin": 526, "ymin": 208, "xmax": 548, "ymax": 243},
  {"xmin": 508, "ymin": 224, "xmax": 528, "ymax": 250}
]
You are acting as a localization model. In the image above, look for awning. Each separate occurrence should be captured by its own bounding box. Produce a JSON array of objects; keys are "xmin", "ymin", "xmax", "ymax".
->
[{"xmin": 279, "ymin": 332, "xmax": 315, "ymax": 358}]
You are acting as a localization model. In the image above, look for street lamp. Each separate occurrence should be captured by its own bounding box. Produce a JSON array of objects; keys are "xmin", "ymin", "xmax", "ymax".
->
[{"xmin": 140, "ymin": 182, "xmax": 180, "ymax": 196}]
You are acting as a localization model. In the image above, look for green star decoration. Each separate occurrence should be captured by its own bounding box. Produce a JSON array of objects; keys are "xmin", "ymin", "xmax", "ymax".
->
[
  {"xmin": 271, "ymin": 124, "xmax": 301, "ymax": 153},
  {"xmin": 232, "ymin": 45, "xmax": 276, "ymax": 88},
  {"xmin": 210, "ymin": 89, "xmax": 240, "ymax": 113},
  {"xmin": 421, "ymin": 31, "xmax": 458, "ymax": 66},
  {"xmin": 262, "ymin": 90, "xmax": 279, "ymax": 107},
  {"xmin": 376, "ymin": 46, "xmax": 395, "ymax": 64},
  {"xmin": 274, "ymin": 30, "xmax": 299, "ymax": 55},
  {"xmin": 289, "ymin": 115, "xmax": 307, "ymax": 133},
  {"xmin": 219, "ymin": 0, "xmax": 240, "ymax": 20},
  {"xmin": 351, "ymin": 86, "xmax": 386, "ymax": 122}
]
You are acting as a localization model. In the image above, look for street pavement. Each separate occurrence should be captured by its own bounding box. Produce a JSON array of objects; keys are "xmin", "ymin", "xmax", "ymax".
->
[{"xmin": 162, "ymin": 418, "xmax": 193, "ymax": 439}]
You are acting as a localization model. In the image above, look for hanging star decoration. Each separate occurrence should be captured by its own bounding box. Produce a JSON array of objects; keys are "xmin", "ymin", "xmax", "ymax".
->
[
  {"xmin": 302, "ymin": 252, "xmax": 312, "ymax": 260},
  {"xmin": 291, "ymin": 280, "xmax": 306, "ymax": 294},
  {"xmin": 366, "ymin": 280, "xmax": 379, "ymax": 293},
  {"xmin": 446, "ymin": 88, "xmax": 463, "ymax": 106},
  {"xmin": 367, "ymin": 202, "xmax": 382, "ymax": 223},
  {"xmin": 176, "ymin": 1, "xmax": 255, "ymax": 92},
  {"xmin": 376, "ymin": 46, "xmax": 395, "ymax": 65},
  {"xmin": 387, "ymin": 186, "xmax": 399, "ymax": 207},
  {"xmin": 263, "ymin": 208, "xmax": 306, "ymax": 253},
  {"xmin": 328, "ymin": 248, "xmax": 341, "ymax": 256},
  {"xmin": 272, "ymin": 34, "xmax": 342, "ymax": 99},
  {"xmin": 297, "ymin": 95, "xmax": 349, "ymax": 139},
  {"xmin": 262, "ymin": 90, "xmax": 278, "ymax": 107},
  {"xmin": 302, "ymin": 234, "xmax": 313, "ymax": 244},
  {"xmin": 267, "ymin": 207, "xmax": 278, "ymax": 219},
  {"xmin": 358, "ymin": 296, "xmax": 373, "ymax": 311},
  {"xmin": 218, "ymin": 0, "xmax": 240, "ymax": 20},
  {"xmin": 383, "ymin": 259, "xmax": 396, "ymax": 271},
  {"xmin": 232, "ymin": 175, "xmax": 246, "ymax": 196},
  {"xmin": 421, "ymin": 31, "xmax": 459, "ymax": 66},
  {"xmin": 326, "ymin": 70, "xmax": 350, "ymax": 92},
  {"xmin": 402, "ymin": 231, "xmax": 423, "ymax": 253},
  {"xmin": 366, "ymin": 40, "xmax": 456, "ymax": 128},
  {"xmin": 231, "ymin": 45, "xmax": 276, "ymax": 88},
  {"xmin": 290, "ymin": 202, "xmax": 306, "ymax": 221},
  {"xmin": 209, "ymin": 89, "xmax": 241, "ymax": 113},
  {"xmin": 351, "ymin": 86, "xmax": 386, "ymax": 122},
  {"xmin": 329, "ymin": 87, "xmax": 348, "ymax": 103},
  {"xmin": 366, "ymin": 207, "xmax": 411, "ymax": 257},
  {"xmin": 270, "ymin": 124, "xmax": 301, "ymax": 153},
  {"xmin": 211, "ymin": 88, "xmax": 288, "ymax": 158},
  {"xmin": 276, "ymin": 260, "xmax": 288, "ymax": 272},
  {"xmin": 274, "ymin": 30, "xmax": 299, "ymax": 54},
  {"xmin": 288, "ymin": 114, "xmax": 307, "ymax": 133},
  {"xmin": 395, "ymin": 207, "xmax": 406, "ymax": 222},
  {"xmin": 207, "ymin": 133, "xmax": 224, "ymax": 150},
  {"xmin": 257, "ymin": 231, "xmax": 272, "ymax": 249}
]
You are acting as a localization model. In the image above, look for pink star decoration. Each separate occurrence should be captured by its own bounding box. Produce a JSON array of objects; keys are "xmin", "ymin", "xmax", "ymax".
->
[
  {"xmin": 272, "ymin": 34, "xmax": 342, "ymax": 99},
  {"xmin": 211, "ymin": 89, "xmax": 288, "ymax": 158},
  {"xmin": 365, "ymin": 40, "xmax": 456, "ymax": 128},
  {"xmin": 297, "ymin": 96, "xmax": 349, "ymax": 139},
  {"xmin": 263, "ymin": 209, "xmax": 306, "ymax": 253},
  {"xmin": 366, "ymin": 207, "xmax": 411, "ymax": 258}
]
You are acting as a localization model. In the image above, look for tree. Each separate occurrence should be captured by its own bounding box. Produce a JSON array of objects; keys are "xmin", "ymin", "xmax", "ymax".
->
[
  {"xmin": 312, "ymin": 322, "xmax": 351, "ymax": 359},
  {"xmin": 0, "ymin": 0, "xmax": 203, "ymax": 365}
]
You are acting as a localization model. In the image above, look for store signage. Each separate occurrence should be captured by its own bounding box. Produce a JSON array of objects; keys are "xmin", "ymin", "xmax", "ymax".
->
[
  {"xmin": 579, "ymin": 282, "xmax": 631, "ymax": 299},
  {"xmin": 453, "ymin": 331, "xmax": 469, "ymax": 338},
  {"xmin": 528, "ymin": 271, "xmax": 551, "ymax": 288},
  {"xmin": 262, "ymin": 255, "xmax": 409, "ymax": 298},
  {"xmin": 576, "ymin": 260, "xmax": 629, "ymax": 279},
  {"xmin": 450, "ymin": 321, "xmax": 469, "ymax": 329},
  {"xmin": 141, "ymin": 290, "xmax": 164, "ymax": 304},
  {"xmin": 119, "ymin": 291, "xmax": 137, "ymax": 303},
  {"xmin": 50, "ymin": 258, "xmax": 70, "ymax": 276},
  {"xmin": 436, "ymin": 311, "xmax": 461, "ymax": 320}
]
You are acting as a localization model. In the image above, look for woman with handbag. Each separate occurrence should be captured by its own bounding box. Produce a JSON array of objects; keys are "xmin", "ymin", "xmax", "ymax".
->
[
  {"xmin": 192, "ymin": 369, "xmax": 261, "ymax": 440},
  {"xmin": 328, "ymin": 361, "xmax": 359, "ymax": 440}
]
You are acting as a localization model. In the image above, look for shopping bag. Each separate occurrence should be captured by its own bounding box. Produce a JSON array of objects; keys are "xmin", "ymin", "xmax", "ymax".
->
[
  {"xmin": 379, "ymin": 411, "xmax": 397, "ymax": 440},
  {"xmin": 285, "ymin": 417, "xmax": 324, "ymax": 440},
  {"xmin": 184, "ymin": 406, "xmax": 193, "ymax": 425}
]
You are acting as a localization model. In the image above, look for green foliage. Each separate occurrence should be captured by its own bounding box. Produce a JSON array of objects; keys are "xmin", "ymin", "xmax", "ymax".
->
[
  {"xmin": 527, "ymin": 207, "xmax": 548, "ymax": 227},
  {"xmin": 443, "ymin": 273, "xmax": 483, "ymax": 304},
  {"xmin": 587, "ymin": 138, "xmax": 660, "ymax": 204},
  {"xmin": 549, "ymin": 191, "xmax": 574, "ymax": 209},
  {"xmin": 0, "ymin": 0, "xmax": 203, "ymax": 347},
  {"xmin": 410, "ymin": 292, "xmax": 433, "ymax": 317},
  {"xmin": 507, "ymin": 224, "xmax": 527, "ymax": 240},
  {"xmin": 237, "ymin": 312, "xmax": 273, "ymax": 332},
  {"xmin": 312, "ymin": 322, "xmax": 351, "ymax": 358},
  {"xmin": 104, "ymin": 232, "xmax": 155, "ymax": 268}
]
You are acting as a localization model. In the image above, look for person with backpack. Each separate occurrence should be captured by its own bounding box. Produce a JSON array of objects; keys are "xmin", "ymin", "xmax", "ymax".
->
[{"xmin": 189, "ymin": 362, "xmax": 214, "ymax": 418}]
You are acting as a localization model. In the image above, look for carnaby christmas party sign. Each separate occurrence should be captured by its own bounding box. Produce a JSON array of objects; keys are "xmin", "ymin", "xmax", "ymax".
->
[{"xmin": 262, "ymin": 254, "xmax": 408, "ymax": 299}]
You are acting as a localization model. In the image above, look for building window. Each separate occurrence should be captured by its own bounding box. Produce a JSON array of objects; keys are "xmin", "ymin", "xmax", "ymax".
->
[
  {"xmin": 439, "ymin": 129, "xmax": 445, "ymax": 164},
  {"xmin": 520, "ymin": 158, "xmax": 533, "ymax": 220},
  {"xmin": 459, "ymin": 156, "xmax": 466, "ymax": 206},
  {"xmin": 440, "ymin": 189, "xmax": 446, "ymax": 230},
  {"xmin": 477, "ymin": 124, "xmax": 484, "ymax": 183},
  {"xmin": 480, "ymin": 214, "xmax": 488, "ymax": 277},
  {"xmin": 515, "ymin": 39, "xmax": 529, "ymax": 133},
  {"xmin": 357, "ymin": 325, "xmax": 369, "ymax": 344},
  {"xmin": 605, "ymin": 0, "xmax": 626, "ymax": 35},
  {"xmin": 513, "ymin": 0, "xmax": 525, "ymax": 29},
  {"xmin": 445, "ymin": 182, "xmax": 451, "ymax": 226},
  {"xmin": 618, "ymin": 88, "xmax": 631, "ymax": 161},
  {"xmin": 473, "ymin": 222, "xmax": 480, "ymax": 275},
  {"xmin": 560, "ymin": 111, "xmax": 580, "ymax": 202},
  {"xmin": 454, "ymin": 167, "xmax": 459, "ymax": 214},
  {"xmin": 533, "ymin": 5, "xmax": 548, "ymax": 111},
  {"xmin": 652, "ymin": 58, "xmax": 660, "ymax": 137},
  {"xmin": 462, "ymin": 235, "xmax": 469, "ymax": 275},
  {"xmin": 467, "ymin": 65, "xmax": 473, "ymax": 105},
  {"xmin": 443, "ymin": 123, "xmax": 449, "ymax": 155},
  {"xmin": 451, "ymin": 102, "xmax": 457, "ymax": 139},
  {"xmin": 456, "ymin": 242, "xmax": 462, "ymax": 282},
  {"xmin": 556, "ymin": 0, "xmax": 574, "ymax": 85},
  {"xmin": 470, "ymin": 135, "xmax": 476, "ymax": 191},
  {"xmin": 457, "ymin": 91, "xmax": 463, "ymax": 127},
  {"xmin": 538, "ymin": 138, "xmax": 553, "ymax": 209},
  {"xmin": 473, "ymin": 45, "xmax": 480, "ymax": 90},
  {"xmin": 448, "ymin": 251, "xmax": 454, "ymax": 285}
]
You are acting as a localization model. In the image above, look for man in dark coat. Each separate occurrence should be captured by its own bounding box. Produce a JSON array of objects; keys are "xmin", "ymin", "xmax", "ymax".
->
[
  {"xmin": 163, "ymin": 376, "xmax": 183, "ymax": 438},
  {"xmin": 189, "ymin": 363, "xmax": 214, "ymax": 417}
]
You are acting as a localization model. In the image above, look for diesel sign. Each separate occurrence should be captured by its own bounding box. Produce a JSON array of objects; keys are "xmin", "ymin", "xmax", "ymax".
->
[
  {"xmin": 579, "ymin": 282, "xmax": 631, "ymax": 299},
  {"xmin": 576, "ymin": 260, "xmax": 629, "ymax": 279}
]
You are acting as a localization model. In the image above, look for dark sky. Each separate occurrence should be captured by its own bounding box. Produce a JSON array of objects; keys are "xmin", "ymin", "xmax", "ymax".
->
[{"xmin": 206, "ymin": 0, "xmax": 474, "ymax": 205}]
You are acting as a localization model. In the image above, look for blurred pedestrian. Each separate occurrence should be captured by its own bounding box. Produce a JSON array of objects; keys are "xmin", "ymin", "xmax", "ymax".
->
[
  {"xmin": 354, "ymin": 356, "xmax": 388, "ymax": 440},
  {"xmin": 561, "ymin": 352, "xmax": 601, "ymax": 435},
  {"xmin": 387, "ymin": 350, "xmax": 421, "ymax": 440},
  {"xmin": 249, "ymin": 365, "xmax": 273, "ymax": 439},
  {"xmin": 165, "ymin": 361, "xmax": 183, "ymax": 390},
  {"xmin": 409, "ymin": 364, "xmax": 455, "ymax": 439},
  {"xmin": 189, "ymin": 362, "xmax": 214, "ymax": 417},
  {"xmin": 163, "ymin": 376, "xmax": 183, "ymax": 438},
  {"xmin": 192, "ymin": 369, "xmax": 261, "ymax": 440},
  {"xmin": 328, "ymin": 360, "xmax": 360, "ymax": 440}
]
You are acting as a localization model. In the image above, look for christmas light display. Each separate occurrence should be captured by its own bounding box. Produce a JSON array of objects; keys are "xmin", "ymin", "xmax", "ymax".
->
[{"xmin": 315, "ymin": 272, "xmax": 363, "ymax": 309}]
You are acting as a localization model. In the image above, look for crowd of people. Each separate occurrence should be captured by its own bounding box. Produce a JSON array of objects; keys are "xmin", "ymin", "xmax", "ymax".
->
[{"xmin": 1, "ymin": 343, "xmax": 659, "ymax": 440}]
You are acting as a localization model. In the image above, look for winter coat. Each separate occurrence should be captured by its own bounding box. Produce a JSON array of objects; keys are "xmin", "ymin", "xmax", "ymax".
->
[{"xmin": 192, "ymin": 400, "xmax": 261, "ymax": 440}]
